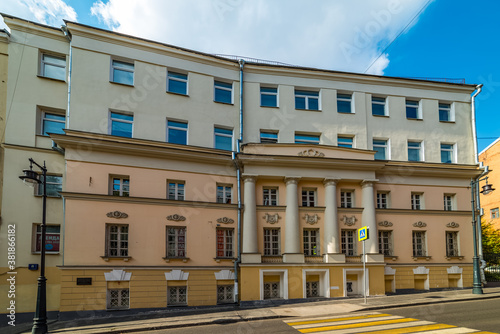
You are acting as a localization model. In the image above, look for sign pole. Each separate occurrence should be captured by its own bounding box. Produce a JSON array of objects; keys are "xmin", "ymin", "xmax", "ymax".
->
[{"xmin": 363, "ymin": 239, "xmax": 367, "ymax": 304}]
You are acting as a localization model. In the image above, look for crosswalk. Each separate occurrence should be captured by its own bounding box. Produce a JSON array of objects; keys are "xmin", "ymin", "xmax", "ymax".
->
[{"xmin": 284, "ymin": 312, "xmax": 498, "ymax": 334}]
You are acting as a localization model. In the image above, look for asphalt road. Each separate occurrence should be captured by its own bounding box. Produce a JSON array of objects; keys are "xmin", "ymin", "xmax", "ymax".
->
[{"xmin": 142, "ymin": 298, "xmax": 500, "ymax": 333}]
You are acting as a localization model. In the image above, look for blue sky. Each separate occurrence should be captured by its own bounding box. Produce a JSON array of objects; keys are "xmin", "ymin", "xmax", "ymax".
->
[{"xmin": 1, "ymin": 0, "xmax": 499, "ymax": 152}]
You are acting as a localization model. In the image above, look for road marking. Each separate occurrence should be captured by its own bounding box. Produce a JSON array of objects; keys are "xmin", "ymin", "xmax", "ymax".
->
[
  {"xmin": 355, "ymin": 323, "xmax": 456, "ymax": 333},
  {"xmin": 297, "ymin": 317, "xmax": 419, "ymax": 333},
  {"xmin": 286, "ymin": 313, "xmax": 392, "ymax": 326}
]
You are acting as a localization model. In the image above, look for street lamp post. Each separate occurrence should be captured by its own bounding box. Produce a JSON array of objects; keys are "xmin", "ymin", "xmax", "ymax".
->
[
  {"xmin": 470, "ymin": 175, "xmax": 494, "ymax": 295},
  {"xmin": 19, "ymin": 158, "xmax": 48, "ymax": 334}
]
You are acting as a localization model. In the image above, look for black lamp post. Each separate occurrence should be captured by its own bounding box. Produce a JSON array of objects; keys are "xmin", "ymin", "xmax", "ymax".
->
[
  {"xmin": 470, "ymin": 176, "xmax": 494, "ymax": 295},
  {"xmin": 19, "ymin": 158, "xmax": 48, "ymax": 334}
]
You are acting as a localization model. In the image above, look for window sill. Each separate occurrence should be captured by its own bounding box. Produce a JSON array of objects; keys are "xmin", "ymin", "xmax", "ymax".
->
[
  {"xmin": 337, "ymin": 111, "xmax": 355, "ymax": 115},
  {"xmin": 372, "ymin": 114, "xmax": 389, "ymax": 118},
  {"xmin": 445, "ymin": 256, "xmax": 464, "ymax": 260},
  {"xmin": 214, "ymin": 257, "xmax": 236, "ymax": 263},
  {"xmin": 412, "ymin": 256, "xmax": 431, "ymax": 261},
  {"xmin": 406, "ymin": 117, "xmax": 423, "ymax": 121},
  {"xmin": 295, "ymin": 108, "xmax": 321, "ymax": 112},
  {"xmin": 439, "ymin": 120, "xmax": 455, "ymax": 124},
  {"xmin": 34, "ymin": 194, "xmax": 62, "ymax": 199},
  {"xmin": 167, "ymin": 91, "xmax": 189, "ymax": 97},
  {"xmin": 260, "ymin": 105, "xmax": 279, "ymax": 109},
  {"xmin": 101, "ymin": 256, "xmax": 131, "ymax": 262},
  {"xmin": 109, "ymin": 80, "xmax": 134, "ymax": 87},
  {"xmin": 214, "ymin": 100, "xmax": 234, "ymax": 105},
  {"xmin": 37, "ymin": 75, "xmax": 66, "ymax": 83},
  {"xmin": 32, "ymin": 251, "xmax": 60, "ymax": 255},
  {"xmin": 163, "ymin": 257, "xmax": 190, "ymax": 263},
  {"xmin": 106, "ymin": 307, "xmax": 130, "ymax": 311},
  {"xmin": 383, "ymin": 255, "xmax": 398, "ymax": 261}
]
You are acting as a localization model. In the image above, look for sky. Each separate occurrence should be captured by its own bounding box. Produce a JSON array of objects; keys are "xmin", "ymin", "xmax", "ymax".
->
[{"xmin": 1, "ymin": 0, "xmax": 499, "ymax": 152}]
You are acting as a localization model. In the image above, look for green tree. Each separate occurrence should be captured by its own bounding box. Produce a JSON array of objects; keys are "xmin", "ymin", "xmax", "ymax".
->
[{"xmin": 482, "ymin": 220, "xmax": 500, "ymax": 254}]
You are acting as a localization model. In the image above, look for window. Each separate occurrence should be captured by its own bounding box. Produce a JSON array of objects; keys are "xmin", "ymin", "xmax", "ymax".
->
[
  {"xmin": 341, "ymin": 230, "xmax": 356, "ymax": 256},
  {"xmin": 166, "ymin": 227, "xmax": 186, "ymax": 258},
  {"xmin": 446, "ymin": 231, "xmax": 459, "ymax": 257},
  {"xmin": 302, "ymin": 189, "xmax": 316, "ymax": 207},
  {"xmin": 106, "ymin": 224, "xmax": 129, "ymax": 257},
  {"xmin": 217, "ymin": 185, "xmax": 232, "ymax": 203},
  {"xmin": 443, "ymin": 194, "xmax": 454, "ymax": 211},
  {"xmin": 408, "ymin": 141, "xmax": 422, "ymax": 162},
  {"xmin": 167, "ymin": 71, "xmax": 188, "ymax": 95},
  {"xmin": 216, "ymin": 228, "xmax": 234, "ymax": 258},
  {"xmin": 41, "ymin": 112, "xmax": 65, "ymax": 136},
  {"xmin": 110, "ymin": 112, "xmax": 133, "ymax": 138},
  {"xmin": 263, "ymin": 187, "xmax": 278, "ymax": 206},
  {"xmin": 406, "ymin": 100, "xmax": 420, "ymax": 119},
  {"xmin": 372, "ymin": 96, "xmax": 387, "ymax": 116},
  {"xmin": 260, "ymin": 87, "xmax": 278, "ymax": 107},
  {"xmin": 107, "ymin": 289, "xmax": 129, "ymax": 309},
  {"xmin": 491, "ymin": 208, "xmax": 500, "ymax": 219},
  {"xmin": 264, "ymin": 228, "xmax": 280, "ymax": 256},
  {"xmin": 217, "ymin": 285, "xmax": 234, "ymax": 304},
  {"xmin": 340, "ymin": 191, "xmax": 353, "ymax": 208},
  {"xmin": 214, "ymin": 127, "xmax": 233, "ymax": 151},
  {"xmin": 337, "ymin": 135, "xmax": 353, "ymax": 148},
  {"xmin": 295, "ymin": 90, "xmax": 319, "ymax": 110},
  {"xmin": 306, "ymin": 281, "xmax": 319, "ymax": 298},
  {"xmin": 40, "ymin": 53, "xmax": 66, "ymax": 80},
  {"xmin": 412, "ymin": 231, "xmax": 427, "ymax": 257},
  {"xmin": 337, "ymin": 93, "xmax": 352, "ymax": 113},
  {"xmin": 168, "ymin": 286, "xmax": 187, "ymax": 305},
  {"xmin": 167, "ymin": 181, "xmax": 185, "ymax": 200},
  {"xmin": 439, "ymin": 103, "xmax": 452, "ymax": 122},
  {"xmin": 303, "ymin": 229, "xmax": 319, "ymax": 256},
  {"xmin": 111, "ymin": 176, "xmax": 129, "ymax": 197},
  {"xmin": 373, "ymin": 139, "xmax": 388, "ymax": 160},
  {"xmin": 411, "ymin": 193, "xmax": 422, "ymax": 210},
  {"xmin": 263, "ymin": 282, "xmax": 280, "ymax": 299},
  {"xmin": 214, "ymin": 81, "xmax": 233, "ymax": 104},
  {"xmin": 167, "ymin": 120, "xmax": 188, "ymax": 145},
  {"xmin": 34, "ymin": 225, "xmax": 60, "ymax": 253},
  {"xmin": 295, "ymin": 133, "xmax": 320, "ymax": 144},
  {"xmin": 37, "ymin": 175, "xmax": 62, "ymax": 197},
  {"xmin": 441, "ymin": 143, "xmax": 455, "ymax": 163},
  {"xmin": 111, "ymin": 60, "xmax": 134, "ymax": 85},
  {"xmin": 260, "ymin": 131, "xmax": 278, "ymax": 143},
  {"xmin": 378, "ymin": 230, "xmax": 393, "ymax": 256},
  {"xmin": 377, "ymin": 192, "xmax": 388, "ymax": 209}
]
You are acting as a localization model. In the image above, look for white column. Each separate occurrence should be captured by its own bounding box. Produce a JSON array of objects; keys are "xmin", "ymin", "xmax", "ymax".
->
[
  {"xmin": 283, "ymin": 177, "xmax": 304, "ymax": 263},
  {"xmin": 324, "ymin": 179, "xmax": 342, "ymax": 262},
  {"xmin": 241, "ymin": 175, "xmax": 260, "ymax": 263},
  {"xmin": 361, "ymin": 180, "xmax": 378, "ymax": 254}
]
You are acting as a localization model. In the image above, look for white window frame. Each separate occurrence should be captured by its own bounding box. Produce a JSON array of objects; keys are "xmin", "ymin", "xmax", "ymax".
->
[
  {"xmin": 40, "ymin": 52, "xmax": 66, "ymax": 80},
  {"xmin": 263, "ymin": 187, "xmax": 278, "ymax": 206},
  {"xmin": 372, "ymin": 96, "xmax": 387, "ymax": 116},
  {"xmin": 107, "ymin": 288, "xmax": 130, "ymax": 310},
  {"xmin": 341, "ymin": 229, "xmax": 356, "ymax": 256},
  {"xmin": 260, "ymin": 131, "xmax": 278, "ymax": 144},
  {"xmin": 295, "ymin": 133, "xmax": 320, "ymax": 144},
  {"xmin": 406, "ymin": 100, "xmax": 421, "ymax": 119},
  {"xmin": 446, "ymin": 231, "xmax": 460, "ymax": 257},
  {"xmin": 301, "ymin": 188, "xmax": 317, "ymax": 207},
  {"xmin": 373, "ymin": 138, "xmax": 389, "ymax": 160},
  {"xmin": 110, "ymin": 176, "xmax": 130, "ymax": 197},
  {"xmin": 491, "ymin": 208, "xmax": 500, "ymax": 219},
  {"xmin": 217, "ymin": 184, "xmax": 232, "ymax": 204},
  {"xmin": 408, "ymin": 140, "xmax": 423, "ymax": 162},
  {"xmin": 166, "ymin": 226, "xmax": 187, "ymax": 258},
  {"xmin": 441, "ymin": 143, "xmax": 456, "ymax": 164},
  {"xmin": 109, "ymin": 112, "xmax": 133, "ymax": 138},
  {"xmin": 216, "ymin": 228, "xmax": 234, "ymax": 258},
  {"xmin": 110, "ymin": 59, "xmax": 134, "ymax": 85},
  {"xmin": 337, "ymin": 93, "xmax": 353, "ymax": 114},
  {"xmin": 106, "ymin": 224, "xmax": 129, "ymax": 257},
  {"xmin": 412, "ymin": 231, "xmax": 427, "ymax": 257},
  {"xmin": 337, "ymin": 135, "xmax": 354, "ymax": 148},
  {"xmin": 166, "ymin": 120, "xmax": 188, "ymax": 145},
  {"xmin": 439, "ymin": 102, "xmax": 454, "ymax": 122},
  {"xmin": 303, "ymin": 228, "xmax": 320, "ymax": 256},
  {"xmin": 167, "ymin": 71, "xmax": 188, "ymax": 95},
  {"xmin": 376, "ymin": 192, "xmax": 389, "ymax": 209},
  {"xmin": 214, "ymin": 80, "xmax": 233, "ymax": 104},
  {"xmin": 443, "ymin": 194, "xmax": 454, "ymax": 211},
  {"xmin": 260, "ymin": 86, "xmax": 278, "ymax": 107},
  {"xmin": 37, "ymin": 174, "xmax": 63, "ymax": 198},
  {"xmin": 260, "ymin": 269, "xmax": 288, "ymax": 300},
  {"xmin": 214, "ymin": 127, "xmax": 233, "ymax": 151},
  {"xmin": 340, "ymin": 190, "xmax": 354, "ymax": 208},
  {"xmin": 167, "ymin": 181, "xmax": 185, "ymax": 200},
  {"xmin": 41, "ymin": 111, "xmax": 65, "ymax": 136},
  {"xmin": 295, "ymin": 90, "xmax": 320, "ymax": 110},
  {"xmin": 263, "ymin": 228, "xmax": 280, "ymax": 256},
  {"xmin": 411, "ymin": 193, "xmax": 423, "ymax": 210},
  {"xmin": 378, "ymin": 230, "xmax": 393, "ymax": 256}
]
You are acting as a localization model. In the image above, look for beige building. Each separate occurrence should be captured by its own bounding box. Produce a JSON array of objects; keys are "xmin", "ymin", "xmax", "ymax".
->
[
  {"xmin": 0, "ymin": 13, "xmax": 481, "ymax": 322},
  {"xmin": 479, "ymin": 138, "xmax": 500, "ymax": 231}
]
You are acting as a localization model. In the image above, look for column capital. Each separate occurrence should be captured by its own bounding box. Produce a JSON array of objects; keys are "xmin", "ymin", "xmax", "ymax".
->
[
  {"xmin": 284, "ymin": 177, "xmax": 301, "ymax": 185},
  {"xmin": 242, "ymin": 174, "xmax": 258, "ymax": 182},
  {"xmin": 323, "ymin": 178, "xmax": 340, "ymax": 186},
  {"xmin": 361, "ymin": 179, "xmax": 378, "ymax": 188}
]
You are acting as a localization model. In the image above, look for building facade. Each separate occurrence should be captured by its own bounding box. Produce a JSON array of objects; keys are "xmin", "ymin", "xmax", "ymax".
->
[
  {"xmin": 0, "ymin": 14, "xmax": 481, "ymax": 322},
  {"xmin": 479, "ymin": 138, "xmax": 500, "ymax": 231}
]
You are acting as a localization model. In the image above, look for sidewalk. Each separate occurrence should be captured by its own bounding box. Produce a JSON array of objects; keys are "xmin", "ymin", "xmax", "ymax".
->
[{"xmin": 10, "ymin": 286, "xmax": 500, "ymax": 334}]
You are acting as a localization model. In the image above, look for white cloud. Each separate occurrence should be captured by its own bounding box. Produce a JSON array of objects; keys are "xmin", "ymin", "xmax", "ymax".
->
[{"xmin": 0, "ymin": 0, "xmax": 76, "ymax": 31}]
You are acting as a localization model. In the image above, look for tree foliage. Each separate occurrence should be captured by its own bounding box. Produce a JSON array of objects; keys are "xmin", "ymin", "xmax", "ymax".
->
[{"xmin": 482, "ymin": 220, "xmax": 500, "ymax": 254}]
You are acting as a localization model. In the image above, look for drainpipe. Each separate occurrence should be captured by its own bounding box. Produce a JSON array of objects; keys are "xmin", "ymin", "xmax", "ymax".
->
[
  {"xmin": 471, "ymin": 84, "xmax": 483, "ymax": 164},
  {"xmin": 233, "ymin": 59, "xmax": 244, "ymax": 303},
  {"xmin": 61, "ymin": 25, "xmax": 72, "ymax": 129}
]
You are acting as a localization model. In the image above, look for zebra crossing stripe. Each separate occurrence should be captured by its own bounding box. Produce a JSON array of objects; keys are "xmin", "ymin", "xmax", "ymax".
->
[
  {"xmin": 297, "ymin": 317, "xmax": 420, "ymax": 333},
  {"xmin": 286, "ymin": 313, "xmax": 392, "ymax": 326},
  {"xmin": 355, "ymin": 323, "xmax": 456, "ymax": 333}
]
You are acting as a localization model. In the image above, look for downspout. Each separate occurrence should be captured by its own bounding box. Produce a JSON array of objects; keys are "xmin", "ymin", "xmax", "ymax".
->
[
  {"xmin": 233, "ymin": 59, "xmax": 244, "ymax": 303},
  {"xmin": 471, "ymin": 84, "xmax": 483, "ymax": 164},
  {"xmin": 61, "ymin": 25, "xmax": 72, "ymax": 129}
]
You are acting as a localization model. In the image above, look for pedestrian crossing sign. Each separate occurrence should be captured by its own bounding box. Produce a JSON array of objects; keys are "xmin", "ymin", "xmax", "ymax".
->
[{"xmin": 358, "ymin": 226, "xmax": 369, "ymax": 241}]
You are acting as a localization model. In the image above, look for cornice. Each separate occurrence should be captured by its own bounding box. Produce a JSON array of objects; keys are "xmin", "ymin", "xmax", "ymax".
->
[
  {"xmin": 50, "ymin": 130, "xmax": 232, "ymax": 165},
  {"xmin": 380, "ymin": 161, "xmax": 481, "ymax": 179},
  {"xmin": 58, "ymin": 265, "xmax": 234, "ymax": 270},
  {"xmin": 60, "ymin": 191, "xmax": 237, "ymax": 209},
  {"xmin": 2, "ymin": 15, "xmax": 67, "ymax": 43}
]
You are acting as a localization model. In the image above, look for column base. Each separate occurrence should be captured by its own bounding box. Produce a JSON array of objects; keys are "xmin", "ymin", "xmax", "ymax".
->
[
  {"xmin": 282, "ymin": 253, "xmax": 305, "ymax": 263},
  {"xmin": 241, "ymin": 253, "xmax": 262, "ymax": 264},
  {"xmin": 323, "ymin": 253, "xmax": 346, "ymax": 263},
  {"xmin": 365, "ymin": 253, "xmax": 385, "ymax": 263}
]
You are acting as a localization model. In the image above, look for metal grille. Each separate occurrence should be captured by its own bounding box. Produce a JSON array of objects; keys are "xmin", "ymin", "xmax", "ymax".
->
[
  {"xmin": 306, "ymin": 281, "xmax": 319, "ymax": 298},
  {"xmin": 263, "ymin": 282, "xmax": 280, "ymax": 299},
  {"xmin": 217, "ymin": 285, "xmax": 234, "ymax": 303},
  {"xmin": 168, "ymin": 286, "xmax": 187, "ymax": 305},
  {"xmin": 108, "ymin": 289, "xmax": 129, "ymax": 309}
]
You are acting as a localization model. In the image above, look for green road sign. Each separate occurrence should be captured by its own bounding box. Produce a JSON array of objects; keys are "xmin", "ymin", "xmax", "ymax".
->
[{"xmin": 358, "ymin": 226, "xmax": 369, "ymax": 241}]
